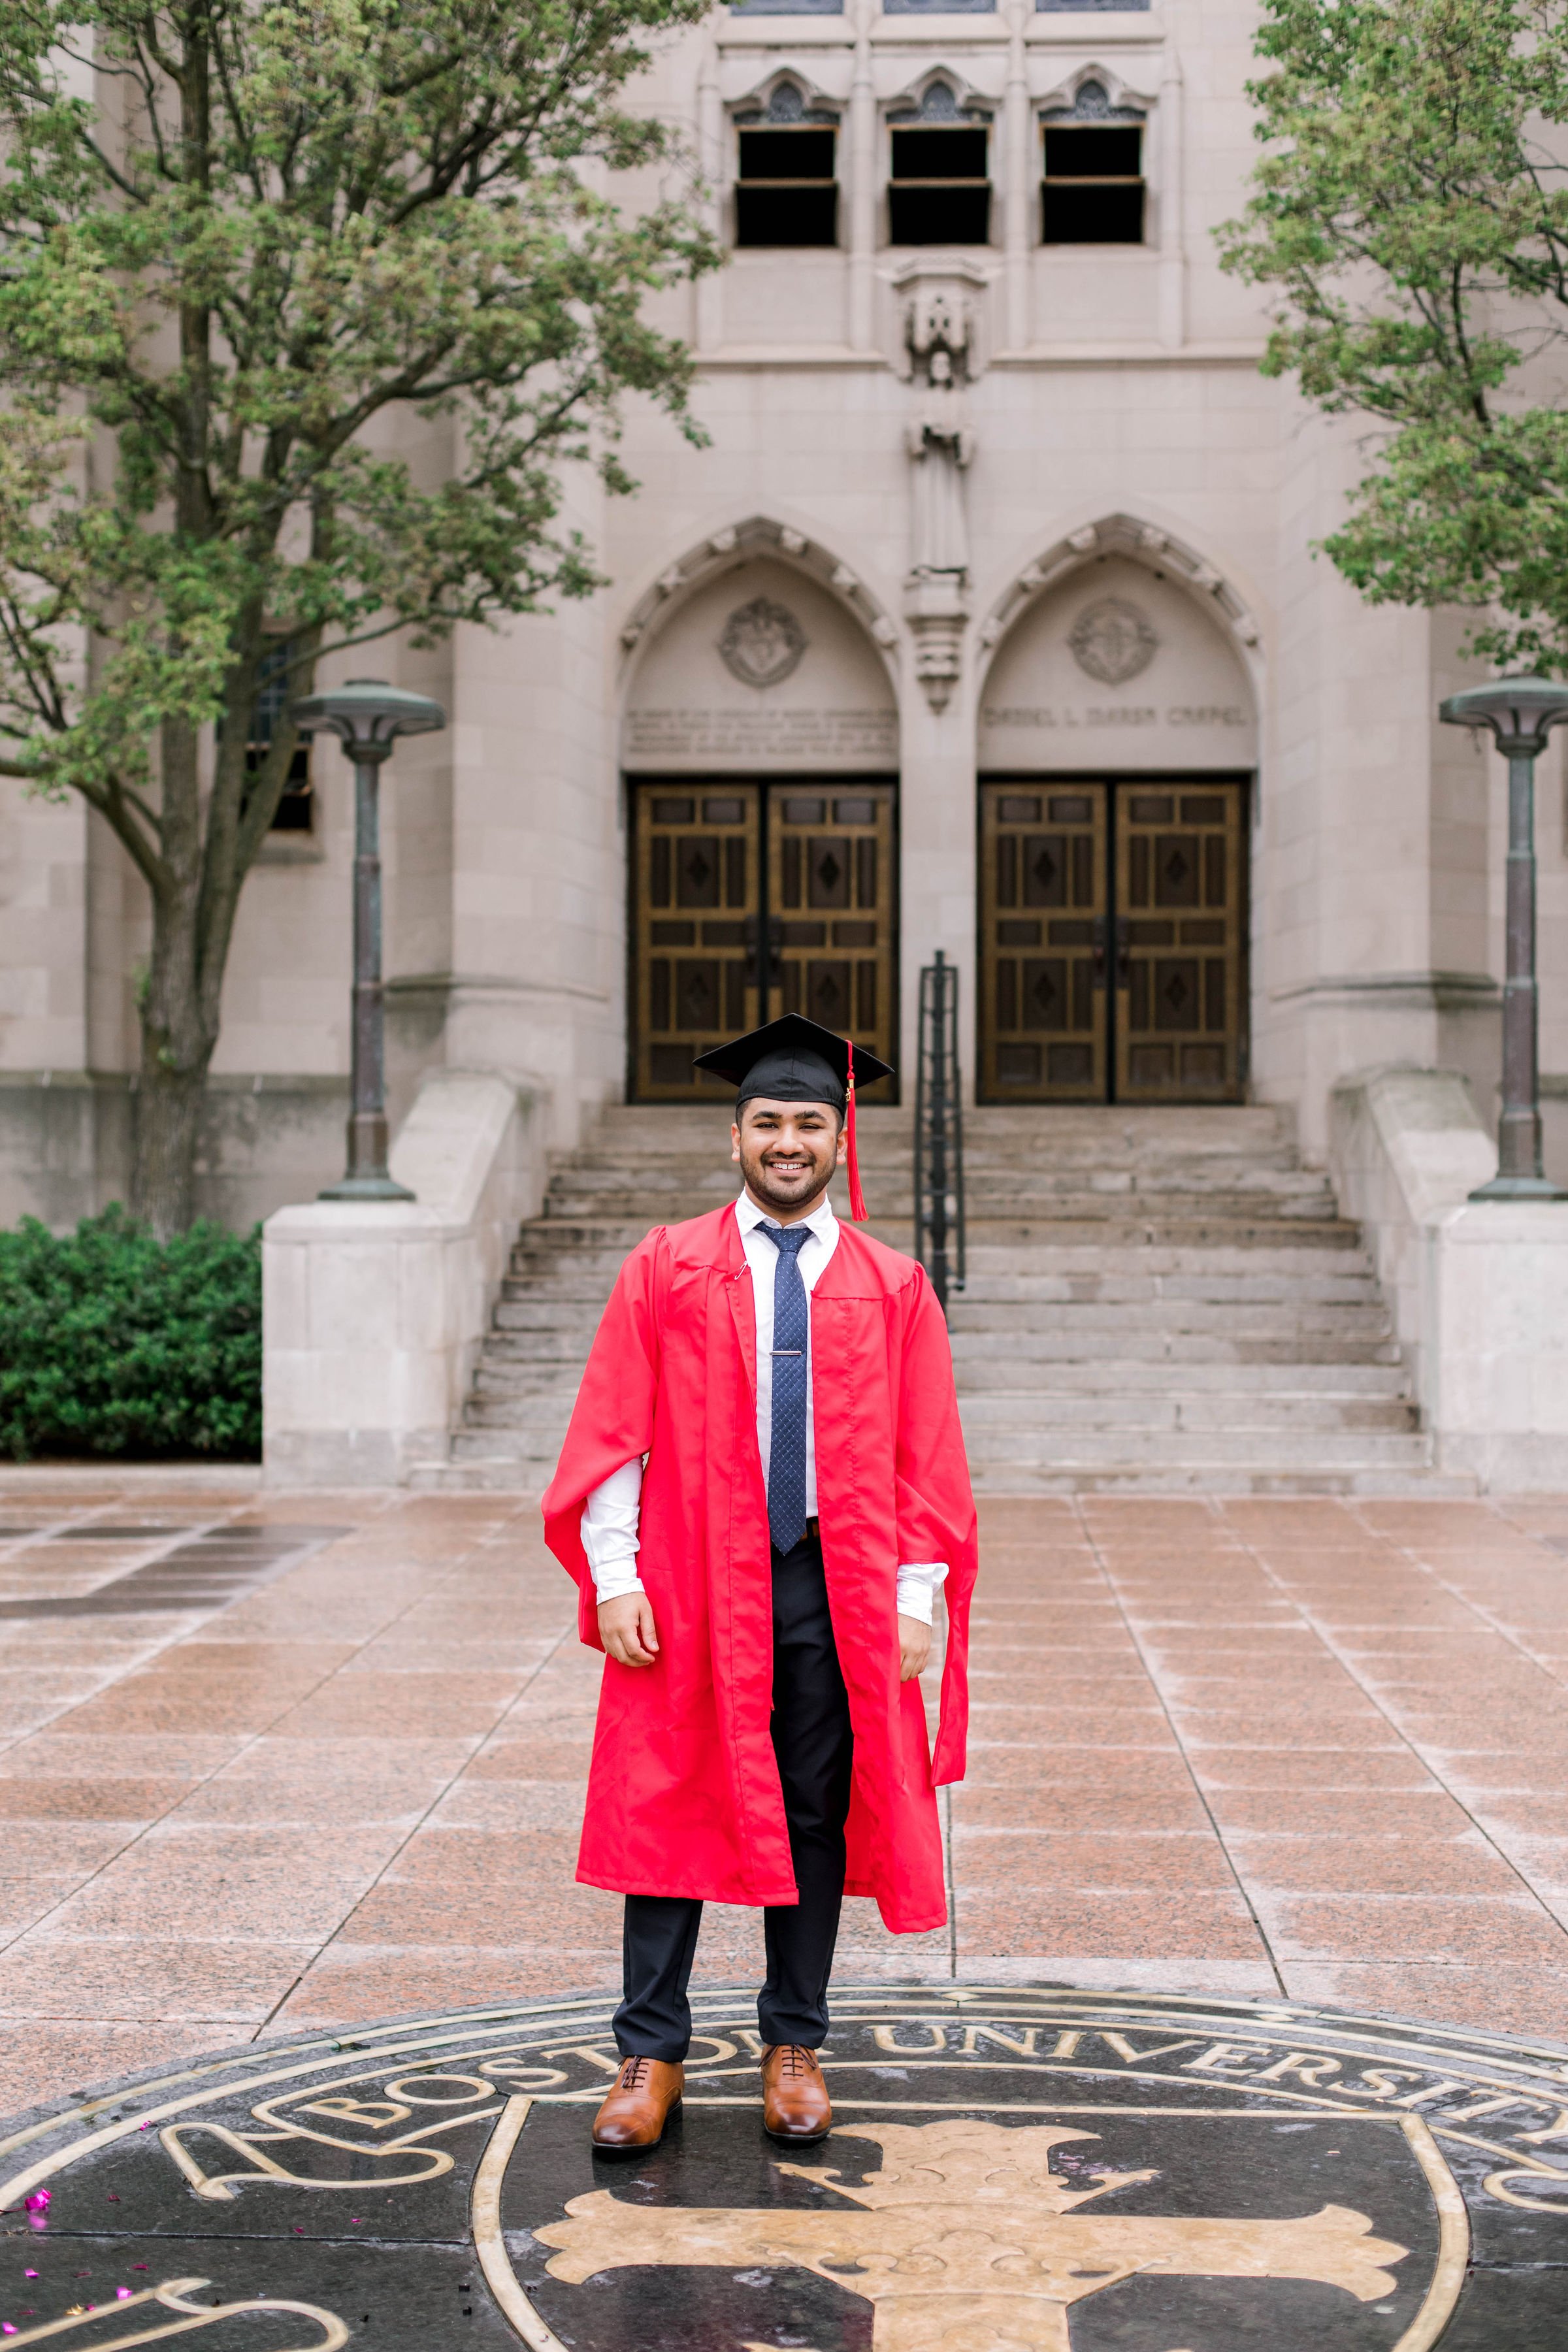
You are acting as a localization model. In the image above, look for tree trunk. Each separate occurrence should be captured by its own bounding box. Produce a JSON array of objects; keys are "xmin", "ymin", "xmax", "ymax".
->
[
  {"xmin": 131, "ymin": 1055, "xmax": 211, "ymax": 1237},
  {"xmin": 129, "ymin": 718, "xmax": 218, "ymax": 1237},
  {"xmin": 131, "ymin": 892, "xmax": 218, "ymax": 1235}
]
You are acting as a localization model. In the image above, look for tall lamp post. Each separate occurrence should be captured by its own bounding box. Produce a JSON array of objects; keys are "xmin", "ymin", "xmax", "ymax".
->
[
  {"xmin": 1439, "ymin": 676, "xmax": 1568, "ymax": 1200},
  {"xmin": 291, "ymin": 678, "xmax": 447, "ymax": 1201}
]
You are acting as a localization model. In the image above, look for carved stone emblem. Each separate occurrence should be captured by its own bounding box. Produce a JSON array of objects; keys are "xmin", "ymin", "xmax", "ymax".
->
[
  {"xmin": 1068, "ymin": 595, "xmax": 1158, "ymax": 685},
  {"xmin": 718, "ymin": 596, "xmax": 807, "ymax": 689}
]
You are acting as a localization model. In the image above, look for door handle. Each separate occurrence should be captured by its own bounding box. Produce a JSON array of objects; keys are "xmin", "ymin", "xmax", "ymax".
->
[
  {"xmin": 1091, "ymin": 915, "xmax": 1109, "ymax": 989},
  {"xmin": 1114, "ymin": 915, "xmax": 1132, "ymax": 989},
  {"xmin": 743, "ymin": 913, "xmax": 783, "ymax": 991}
]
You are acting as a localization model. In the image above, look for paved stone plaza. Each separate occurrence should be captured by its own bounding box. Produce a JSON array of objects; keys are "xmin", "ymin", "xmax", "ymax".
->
[
  {"xmin": 4, "ymin": 1481, "xmax": 1568, "ymax": 2344},
  {"xmin": 0, "ymin": 1484, "xmax": 1566, "ymax": 2113}
]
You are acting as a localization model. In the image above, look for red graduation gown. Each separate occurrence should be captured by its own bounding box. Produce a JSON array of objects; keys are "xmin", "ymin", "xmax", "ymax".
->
[{"xmin": 542, "ymin": 1203, "xmax": 978, "ymax": 1934}]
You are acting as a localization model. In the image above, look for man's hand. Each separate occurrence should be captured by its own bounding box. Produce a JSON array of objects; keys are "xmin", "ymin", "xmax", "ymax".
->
[
  {"xmin": 898, "ymin": 1613, "xmax": 932, "ymax": 1682},
  {"xmin": 599, "ymin": 1593, "xmax": 660, "ymax": 1667}
]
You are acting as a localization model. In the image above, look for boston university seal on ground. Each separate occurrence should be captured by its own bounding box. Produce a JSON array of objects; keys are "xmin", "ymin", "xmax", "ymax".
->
[{"xmin": 1, "ymin": 1985, "xmax": 1565, "ymax": 2349}]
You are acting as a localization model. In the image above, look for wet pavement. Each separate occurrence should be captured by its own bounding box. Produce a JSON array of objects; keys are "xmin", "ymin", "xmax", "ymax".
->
[{"xmin": 0, "ymin": 1479, "xmax": 1566, "ymax": 2123}]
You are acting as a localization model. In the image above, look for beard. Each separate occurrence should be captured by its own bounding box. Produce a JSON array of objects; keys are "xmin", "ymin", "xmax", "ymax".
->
[{"xmin": 738, "ymin": 1135, "xmax": 837, "ymax": 1216}]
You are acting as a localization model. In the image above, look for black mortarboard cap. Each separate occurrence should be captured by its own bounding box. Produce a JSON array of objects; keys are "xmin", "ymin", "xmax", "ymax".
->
[{"xmin": 693, "ymin": 1014, "xmax": 892, "ymax": 1108}]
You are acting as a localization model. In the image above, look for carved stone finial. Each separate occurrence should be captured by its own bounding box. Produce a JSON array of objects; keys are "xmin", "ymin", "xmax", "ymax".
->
[
  {"xmin": 1067, "ymin": 525, "xmax": 1098, "ymax": 553},
  {"xmin": 904, "ymin": 574, "xmax": 967, "ymax": 713},
  {"xmin": 832, "ymin": 563, "xmax": 858, "ymax": 593},
  {"xmin": 708, "ymin": 527, "xmax": 737, "ymax": 556},
  {"xmin": 778, "ymin": 527, "xmax": 806, "ymax": 556}
]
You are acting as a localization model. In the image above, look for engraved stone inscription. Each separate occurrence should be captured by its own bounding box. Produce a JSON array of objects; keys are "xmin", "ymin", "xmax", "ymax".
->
[
  {"xmin": 983, "ymin": 703, "xmax": 1249, "ymax": 732},
  {"xmin": 626, "ymin": 706, "xmax": 898, "ymax": 761}
]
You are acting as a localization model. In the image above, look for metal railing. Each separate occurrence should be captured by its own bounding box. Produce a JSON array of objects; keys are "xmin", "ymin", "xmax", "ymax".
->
[{"xmin": 912, "ymin": 949, "xmax": 966, "ymax": 1315}]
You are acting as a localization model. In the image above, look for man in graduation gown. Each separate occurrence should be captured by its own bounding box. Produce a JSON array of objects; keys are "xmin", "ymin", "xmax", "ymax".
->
[{"xmin": 542, "ymin": 1013, "xmax": 977, "ymax": 2153}]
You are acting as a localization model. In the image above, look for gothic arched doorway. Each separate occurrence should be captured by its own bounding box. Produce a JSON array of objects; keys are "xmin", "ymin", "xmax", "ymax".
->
[
  {"xmin": 977, "ymin": 550, "xmax": 1258, "ymax": 1104},
  {"xmin": 623, "ymin": 551, "xmax": 900, "ymax": 1103}
]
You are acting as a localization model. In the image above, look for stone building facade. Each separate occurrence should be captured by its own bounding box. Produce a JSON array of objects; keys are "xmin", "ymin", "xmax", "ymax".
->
[{"xmin": 3, "ymin": 0, "xmax": 1561, "ymax": 1229}]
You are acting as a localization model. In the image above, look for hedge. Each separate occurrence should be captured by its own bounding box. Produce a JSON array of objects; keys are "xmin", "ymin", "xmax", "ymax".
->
[{"xmin": 0, "ymin": 1207, "xmax": 261, "ymax": 1461}]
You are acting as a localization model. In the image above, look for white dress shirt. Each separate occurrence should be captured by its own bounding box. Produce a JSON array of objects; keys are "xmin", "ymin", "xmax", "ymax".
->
[{"xmin": 580, "ymin": 1192, "xmax": 949, "ymax": 1624}]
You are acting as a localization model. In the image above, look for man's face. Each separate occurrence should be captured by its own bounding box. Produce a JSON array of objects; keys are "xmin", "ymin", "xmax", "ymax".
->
[{"xmin": 732, "ymin": 1098, "xmax": 845, "ymax": 1218}]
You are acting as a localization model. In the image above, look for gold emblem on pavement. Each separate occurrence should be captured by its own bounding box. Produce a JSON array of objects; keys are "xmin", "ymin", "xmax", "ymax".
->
[{"xmin": 533, "ymin": 2116, "xmax": 1412, "ymax": 2352}]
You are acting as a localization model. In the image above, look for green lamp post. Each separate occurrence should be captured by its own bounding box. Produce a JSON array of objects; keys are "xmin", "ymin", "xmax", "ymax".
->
[
  {"xmin": 1438, "ymin": 676, "xmax": 1568, "ymax": 1201},
  {"xmin": 290, "ymin": 679, "xmax": 446, "ymax": 1201}
]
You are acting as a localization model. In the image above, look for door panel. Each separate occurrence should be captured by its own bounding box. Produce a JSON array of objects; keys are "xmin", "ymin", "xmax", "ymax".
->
[
  {"xmin": 978, "ymin": 782, "xmax": 1109, "ymax": 1102},
  {"xmin": 770, "ymin": 786, "xmax": 898, "ymax": 1077},
  {"xmin": 632, "ymin": 784, "xmax": 762, "ymax": 1101},
  {"xmin": 630, "ymin": 779, "xmax": 898, "ymax": 1102},
  {"xmin": 978, "ymin": 776, "xmax": 1247, "ymax": 1103},
  {"xmin": 1115, "ymin": 785, "xmax": 1245, "ymax": 1102}
]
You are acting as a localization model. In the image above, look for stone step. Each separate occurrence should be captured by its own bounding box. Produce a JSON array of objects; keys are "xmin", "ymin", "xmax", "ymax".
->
[
  {"xmin": 463, "ymin": 1399, "xmax": 574, "ymax": 1433},
  {"xmin": 516, "ymin": 1215, "xmax": 1364, "ymax": 1254},
  {"xmin": 483, "ymin": 1324, "xmax": 1405, "ymax": 1372},
  {"xmin": 466, "ymin": 1372, "xmax": 1417, "ymax": 1434},
  {"xmin": 946, "ymin": 1297, "xmax": 1392, "ymax": 1332},
  {"xmin": 545, "ymin": 1167, "xmax": 1336, "ymax": 1201},
  {"xmin": 587, "ymin": 1103, "xmax": 1297, "ymax": 1149},
  {"xmin": 955, "ymin": 1390, "xmax": 1418, "ymax": 1433},
  {"xmin": 441, "ymin": 1091, "xmax": 1460, "ymax": 1494},
  {"xmin": 415, "ymin": 1454, "xmax": 1477, "ymax": 1497},
  {"xmin": 549, "ymin": 1150, "xmax": 1313, "ymax": 1186},
  {"xmin": 949, "ymin": 1353, "xmax": 1410, "ymax": 1394},
  {"xmin": 449, "ymin": 1426, "xmax": 570, "ymax": 1463},
  {"xmin": 506, "ymin": 1244, "xmax": 1378, "ymax": 1289},
  {"xmin": 964, "ymin": 1462, "xmax": 1477, "ymax": 1497},
  {"xmin": 958, "ymin": 1422, "xmax": 1436, "ymax": 1468}
]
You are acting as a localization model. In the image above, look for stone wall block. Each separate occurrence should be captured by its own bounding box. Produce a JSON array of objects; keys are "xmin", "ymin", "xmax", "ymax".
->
[{"xmin": 261, "ymin": 1069, "xmax": 545, "ymax": 1486}]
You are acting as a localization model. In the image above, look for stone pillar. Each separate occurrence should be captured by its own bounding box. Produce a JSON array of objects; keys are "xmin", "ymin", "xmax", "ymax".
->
[
  {"xmin": 848, "ymin": 0, "xmax": 877, "ymax": 351},
  {"xmin": 696, "ymin": 30, "xmax": 724, "ymax": 354},
  {"xmin": 1002, "ymin": 0, "xmax": 1031, "ymax": 351},
  {"xmin": 1157, "ymin": 52, "xmax": 1185, "ymax": 352}
]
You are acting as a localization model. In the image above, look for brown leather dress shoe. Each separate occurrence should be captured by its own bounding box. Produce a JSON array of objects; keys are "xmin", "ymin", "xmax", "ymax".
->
[
  {"xmin": 761, "ymin": 2043, "xmax": 832, "ymax": 2142},
  {"xmin": 591, "ymin": 2055, "xmax": 684, "ymax": 2153}
]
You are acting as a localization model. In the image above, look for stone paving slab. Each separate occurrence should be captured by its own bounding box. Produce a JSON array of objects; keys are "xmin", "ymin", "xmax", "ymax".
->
[{"xmin": 0, "ymin": 1482, "xmax": 1566, "ymax": 2121}]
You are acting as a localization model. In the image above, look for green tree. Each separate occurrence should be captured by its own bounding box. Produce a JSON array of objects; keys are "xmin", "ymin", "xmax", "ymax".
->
[
  {"xmin": 0, "ymin": 0, "xmax": 717, "ymax": 1233},
  {"xmin": 1218, "ymin": 0, "xmax": 1568, "ymax": 670}
]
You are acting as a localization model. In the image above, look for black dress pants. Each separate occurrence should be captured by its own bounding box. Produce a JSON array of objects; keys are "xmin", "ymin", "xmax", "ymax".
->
[{"xmin": 614, "ymin": 1528, "xmax": 854, "ymax": 2063}]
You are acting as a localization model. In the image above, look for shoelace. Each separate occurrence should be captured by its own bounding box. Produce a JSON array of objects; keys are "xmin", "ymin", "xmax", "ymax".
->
[
  {"xmin": 776, "ymin": 2044, "xmax": 819, "ymax": 2079},
  {"xmin": 617, "ymin": 2055, "xmax": 651, "ymax": 2091}
]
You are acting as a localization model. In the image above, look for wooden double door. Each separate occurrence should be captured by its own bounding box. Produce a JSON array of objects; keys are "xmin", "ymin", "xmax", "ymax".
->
[
  {"xmin": 630, "ymin": 778, "xmax": 898, "ymax": 1102},
  {"xmin": 979, "ymin": 777, "xmax": 1248, "ymax": 1103}
]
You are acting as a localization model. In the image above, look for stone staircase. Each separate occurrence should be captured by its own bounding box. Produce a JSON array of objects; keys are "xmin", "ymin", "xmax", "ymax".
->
[{"xmin": 423, "ymin": 1102, "xmax": 1471, "ymax": 1495}]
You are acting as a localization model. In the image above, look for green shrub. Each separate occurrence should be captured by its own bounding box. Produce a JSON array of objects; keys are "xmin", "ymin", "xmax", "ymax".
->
[{"xmin": 0, "ymin": 1207, "xmax": 261, "ymax": 1461}]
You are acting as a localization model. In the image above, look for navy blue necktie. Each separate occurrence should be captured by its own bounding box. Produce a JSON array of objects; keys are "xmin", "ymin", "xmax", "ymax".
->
[{"xmin": 762, "ymin": 1223, "xmax": 812, "ymax": 1555}]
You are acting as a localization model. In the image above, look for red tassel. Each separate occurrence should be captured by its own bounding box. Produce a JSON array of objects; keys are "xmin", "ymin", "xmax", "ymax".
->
[{"xmin": 846, "ymin": 1037, "xmax": 868, "ymax": 1222}]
